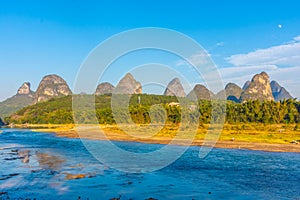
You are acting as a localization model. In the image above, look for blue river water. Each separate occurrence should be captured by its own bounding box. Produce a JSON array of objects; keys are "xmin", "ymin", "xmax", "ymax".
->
[{"xmin": 0, "ymin": 128, "xmax": 299, "ymax": 200}]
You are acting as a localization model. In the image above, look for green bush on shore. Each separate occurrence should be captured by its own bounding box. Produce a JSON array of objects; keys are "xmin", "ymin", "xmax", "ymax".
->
[{"xmin": 4, "ymin": 94, "xmax": 300, "ymax": 125}]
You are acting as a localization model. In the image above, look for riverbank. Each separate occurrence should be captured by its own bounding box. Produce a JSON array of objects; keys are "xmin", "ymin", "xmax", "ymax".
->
[
  {"xmin": 9, "ymin": 123, "xmax": 300, "ymax": 153},
  {"xmin": 1, "ymin": 128, "xmax": 299, "ymax": 200}
]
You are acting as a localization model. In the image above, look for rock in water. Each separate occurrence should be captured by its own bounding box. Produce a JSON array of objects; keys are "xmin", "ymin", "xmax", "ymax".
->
[
  {"xmin": 240, "ymin": 72, "xmax": 274, "ymax": 102},
  {"xmin": 242, "ymin": 80, "xmax": 251, "ymax": 90},
  {"xmin": 34, "ymin": 74, "xmax": 72, "ymax": 103},
  {"xmin": 187, "ymin": 84, "xmax": 214, "ymax": 100},
  {"xmin": 0, "ymin": 117, "xmax": 5, "ymax": 126},
  {"xmin": 95, "ymin": 82, "xmax": 115, "ymax": 95},
  {"xmin": 216, "ymin": 83, "xmax": 242, "ymax": 102},
  {"xmin": 163, "ymin": 78, "xmax": 186, "ymax": 97},
  {"xmin": 271, "ymin": 80, "xmax": 293, "ymax": 101},
  {"xmin": 114, "ymin": 73, "xmax": 142, "ymax": 94}
]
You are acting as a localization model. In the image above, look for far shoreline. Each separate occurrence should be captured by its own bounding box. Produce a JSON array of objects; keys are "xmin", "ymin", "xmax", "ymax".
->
[
  {"xmin": 4, "ymin": 124, "xmax": 300, "ymax": 153},
  {"xmin": 55, "ymin": 131, "xmax": 300, "ymax": 153}
]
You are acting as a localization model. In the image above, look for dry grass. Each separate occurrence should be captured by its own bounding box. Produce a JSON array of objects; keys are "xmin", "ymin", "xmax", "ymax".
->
[
  {"xmin": 16, "ymin": 123, "xmax": 300, "ymax": 144},
  {"xmin": 11, "ymin": 123, "xmax": 300, "ymax": 152}
]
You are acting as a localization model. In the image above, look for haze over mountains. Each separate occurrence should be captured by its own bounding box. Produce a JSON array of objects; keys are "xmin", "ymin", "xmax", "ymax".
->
[
  {"xmin": 216, "ymin": 83, "xmax": 243, "ymax": 102},
  {"xmin": 271, "ymin": 80, "xmax": 293, "ymax": 102},
  {"xmin": 0, "ymin": 71, "xmax": 294, "ymax": 118}
]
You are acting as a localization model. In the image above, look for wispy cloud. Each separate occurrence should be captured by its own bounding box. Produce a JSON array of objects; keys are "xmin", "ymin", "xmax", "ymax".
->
[
  {"xmin": 173, "ymin": 36, "xmax": 300, "ymax": 98},
  {"xmin": 175, "ymin": 51, "xmax": 212, "ymax": 67},
  {"xmin": 197, "ymin": 65, "xmax": 300, "ymax": 98},
  {"xmin": 226, "ymin": 35, "xmax": 300, "ymax": 67},
  {"xmin": 293, "ymin": 35, "xmax": 300, "ymax": 42},
  {"xmin": 216, "ymin": 41, "xmax": 225, "ymax": 47},
  {"xmin": 220, "ymin": 65, "xmax": 300, "ymax": 97}
]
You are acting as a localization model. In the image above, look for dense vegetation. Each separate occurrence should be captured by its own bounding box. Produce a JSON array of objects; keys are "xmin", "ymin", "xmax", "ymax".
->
[
  {"xmin": 4, "ymin": 94, "xmax": 300, "ymax": 125},
  {"xmin": 0, "ymin": 95, "xmax": 34, "ymax": 118}
]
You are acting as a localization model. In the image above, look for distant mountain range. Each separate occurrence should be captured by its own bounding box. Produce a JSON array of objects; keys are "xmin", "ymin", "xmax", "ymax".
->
[
  {"xmin": 0, "ymin": 82, "xmax": 35, "ymax": 118},
  {"xmin": 164, "ymin": 71, "xmax": 293, "ymax": 103},
  {"xmin": 0, "ymin": 74, "xmax": 72, "ymax": 118},
  {"xmin": 270, "ymin": 80, "xmax": 293, "ymax": 102},
  {"xmin": 0, "ymin": 71, "xmax": 294, "ymax": 118}
]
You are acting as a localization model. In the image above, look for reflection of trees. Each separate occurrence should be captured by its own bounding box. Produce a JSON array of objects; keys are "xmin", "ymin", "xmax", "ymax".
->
[{"xmin": 35, "ymin": 151, "xmax": 65, "ymax": 170}]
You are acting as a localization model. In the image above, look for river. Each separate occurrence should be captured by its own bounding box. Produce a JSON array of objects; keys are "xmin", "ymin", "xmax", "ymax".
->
[{"xmin": 0, "ymin": 128, "xmax": 299, "ymax": 199}]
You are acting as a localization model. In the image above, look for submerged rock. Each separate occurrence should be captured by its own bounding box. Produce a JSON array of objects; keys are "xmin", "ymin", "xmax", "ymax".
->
[
  {"xmin": 0, "ymin": 118, "xmax": 5, "ymax": 127},
  {"xmin": 65, "ymin": 173, "xmax": 86, "ymax": 180}
]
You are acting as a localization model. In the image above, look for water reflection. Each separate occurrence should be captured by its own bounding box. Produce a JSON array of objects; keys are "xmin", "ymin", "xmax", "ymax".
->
[
  {"xmin": 1, "ymin": 130, "xmax": 299, "ymax": 199},
  {"xmin": 35, "ymin": 151, "xmax": 65, "ymax": 170},
  {"xmin": 18, "ymin": 150, "xmax": 30, "ymax": 163}
]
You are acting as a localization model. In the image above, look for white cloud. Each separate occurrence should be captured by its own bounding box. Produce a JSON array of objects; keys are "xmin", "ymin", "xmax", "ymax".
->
[
  {"xmin": 218, "ymin": 65, "xmax": 277, "ymax": 84},
  {"xmin": 219, "ymin": 65, "xmax": 300, "ymax": 98},
  {"xmin": 198, "ymin": 65, "xmax": 278, "ymax": 93},
  {"xmin": 175, "ymin": 59, "xmax": 189, "ymax": 67},
  {"xmin": 226, "ymin": 35, "xmax": 300, "ymax": 67},
  {"xmin": 175, "ymin": 51, "xmax": 212, "ymax": 67},
  {"xmin": 174, "ymin": 35, "xmax": 300, "ymax": 98},
  {"xmin": 216, "ymin": 42, "xmax": 225, "ymax": 47},
  {"xmin": 197, "ymin": 65, "xmax": 300, "ymax": 99},
  {"xmin": 294, "ymin": 35, "xmax": 300, "ymax": 42}
]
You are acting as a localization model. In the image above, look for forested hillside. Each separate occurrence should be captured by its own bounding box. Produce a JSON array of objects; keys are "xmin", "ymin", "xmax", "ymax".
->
[{"xmin": 4, "ymin": 94, "xmax": 300, "ymax": 125}]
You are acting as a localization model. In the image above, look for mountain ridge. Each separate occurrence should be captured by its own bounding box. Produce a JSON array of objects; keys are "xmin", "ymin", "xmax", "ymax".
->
[
  {"xmin": 34, "ymin": 74, "xmax": 72, "ymax": 103},
  {"xmin": 0, "ymin": 71, "xmax": 295, "ymax": 118},
  {"xmin": 114, "ymin": 73, "xmax": 142, "ymax": 94},
  {"xmin": 163, "ymin": 78, "xmax": 186, "ymax": 97},
  {"xmin": 240, "ymin": 72, "xmax": 274, "ymax": 102},
  {"xmin": 271, "ymin": 80, "xmax": 293, "ymax": 102}
]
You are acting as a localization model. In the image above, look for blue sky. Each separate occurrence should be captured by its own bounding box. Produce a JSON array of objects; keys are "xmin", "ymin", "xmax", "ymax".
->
[{"xmin": 1, "ymin": 0, "xmax": 300, "ymax": 100}]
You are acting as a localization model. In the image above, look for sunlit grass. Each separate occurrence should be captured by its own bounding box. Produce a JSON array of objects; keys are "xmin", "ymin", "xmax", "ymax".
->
[{"xmin": 19, "ymin": 123, "xmax": 300, "ymax": 145}]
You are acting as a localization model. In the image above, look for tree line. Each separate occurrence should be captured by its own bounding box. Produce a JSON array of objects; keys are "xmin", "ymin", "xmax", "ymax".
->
[{"xmin": 4, "ymin": 94, "xmax": 300, "ymax": 125}]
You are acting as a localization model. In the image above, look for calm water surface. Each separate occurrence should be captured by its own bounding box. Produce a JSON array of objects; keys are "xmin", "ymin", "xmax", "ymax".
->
[{"xmin": 0, "ymin": 128, "xmax": 299, "ymax": 200}]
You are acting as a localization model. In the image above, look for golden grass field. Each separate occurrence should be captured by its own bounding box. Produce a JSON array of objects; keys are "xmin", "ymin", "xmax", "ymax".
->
[{"xmin": 10, "ymin": 123, "xmax": 300, "ymax": 152}]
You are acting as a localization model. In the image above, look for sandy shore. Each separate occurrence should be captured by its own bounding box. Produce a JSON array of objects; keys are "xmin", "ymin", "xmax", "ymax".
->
[{"xmin": 30, "ymin": 125, "xmax": 300, "ymax": 153}]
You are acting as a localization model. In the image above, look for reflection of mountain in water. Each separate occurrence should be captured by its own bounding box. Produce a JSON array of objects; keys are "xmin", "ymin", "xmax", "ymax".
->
[
  {"xmin": 0, "ymin": 129, "xmax": 299, "ymax": 199},
  {"xmin": 36, "ymin": 151, "xmax": 65, "ymax": 170}
]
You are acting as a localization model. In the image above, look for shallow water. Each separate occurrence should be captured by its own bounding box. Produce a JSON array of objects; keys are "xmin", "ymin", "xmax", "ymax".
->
[{"xmin": 0, "ymin": 128, "xmax": 299, "ymax": 200}]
